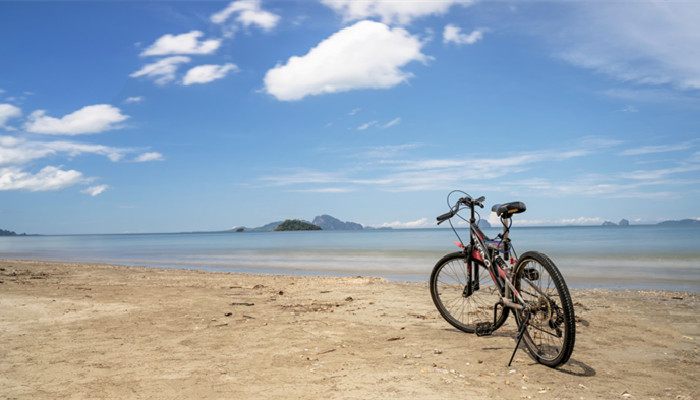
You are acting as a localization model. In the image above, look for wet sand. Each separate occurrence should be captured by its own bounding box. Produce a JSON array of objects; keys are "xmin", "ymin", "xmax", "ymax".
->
[{"xmin": 1, "ymin": 260, "xmax": 698, "ymax": 399}]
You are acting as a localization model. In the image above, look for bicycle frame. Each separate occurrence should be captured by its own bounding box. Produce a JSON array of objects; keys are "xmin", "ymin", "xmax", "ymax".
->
[{"xmin": 462, "ymin": 205, "xmax": 527, "ymax": 311}]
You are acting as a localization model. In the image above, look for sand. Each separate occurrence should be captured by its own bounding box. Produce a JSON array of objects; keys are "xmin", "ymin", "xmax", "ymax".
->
[{"xmin": 1, "ymin": 260, "xmax": 698, "ymax": 399}]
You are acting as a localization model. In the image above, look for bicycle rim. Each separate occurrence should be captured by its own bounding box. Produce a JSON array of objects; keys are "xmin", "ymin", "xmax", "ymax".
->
[{"xmin": 430, "ymin": 252, "xmax": 508, "ymax": 333}]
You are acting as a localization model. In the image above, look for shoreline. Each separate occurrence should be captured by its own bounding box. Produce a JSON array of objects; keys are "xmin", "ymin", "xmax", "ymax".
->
[
  {"xmin": 2, "ymin": 256, "xmax": 698, "ymax": 293},
  {"xmin": 1, "ymin": 260, "xmax": 698, "ymax": 399}
]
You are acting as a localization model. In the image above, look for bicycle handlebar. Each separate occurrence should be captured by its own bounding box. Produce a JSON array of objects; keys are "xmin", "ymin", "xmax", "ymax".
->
[{"xmin": 436, "ymin": 195, "xmax": 485, "ymax": 225}]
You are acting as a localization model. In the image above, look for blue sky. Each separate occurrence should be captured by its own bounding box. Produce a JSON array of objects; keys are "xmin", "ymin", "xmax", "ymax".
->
[{"xmin": 1, "ymin": 0, "xmax": 699, "ymax": 234}]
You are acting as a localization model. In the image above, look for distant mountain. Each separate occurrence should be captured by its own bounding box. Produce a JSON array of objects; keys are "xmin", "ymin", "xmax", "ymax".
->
[
  {"xmin": 274, "ymin": 219, "xmax": 322, "ymax": 231},
  {"xmin": 477, "ymin": 220, "xmax": 491, "ymax": 229},
  {"xmin": 312, "ymin": 215, "xmax": 363, "ymax": 230},
  {"xmin": 619, "ymin": 219, "xmax": 630, "ymax": 226},
  {"xmin": 657, "ymin": 219, "xmax": 700, "ymax": 226}
]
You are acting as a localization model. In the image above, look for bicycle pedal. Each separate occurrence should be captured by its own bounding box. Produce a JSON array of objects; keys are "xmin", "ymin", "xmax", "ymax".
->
[{"xmin": 475, "ymin": 322, "xmax": 494, "ymax": 336}]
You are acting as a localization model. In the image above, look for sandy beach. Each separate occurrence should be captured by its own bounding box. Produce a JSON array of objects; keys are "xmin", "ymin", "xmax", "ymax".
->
[{"xmin": 1, "ymin": 260, "xmax": 697, "ymax": 399}]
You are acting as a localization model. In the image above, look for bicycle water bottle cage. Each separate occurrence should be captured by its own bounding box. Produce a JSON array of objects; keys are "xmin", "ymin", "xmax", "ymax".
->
[{"xmin": 491, "ymin": 201, "xmax": 527, "ymax": 218}]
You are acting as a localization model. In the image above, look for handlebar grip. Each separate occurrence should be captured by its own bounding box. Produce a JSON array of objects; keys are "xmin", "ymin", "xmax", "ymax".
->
[
  {"xmin": 475, "ymin": 196, "xmax": 485, "ymax": 208},
  {"xmin": 436, "ymin": 210, "xmax": 456, "ymax": 224}
]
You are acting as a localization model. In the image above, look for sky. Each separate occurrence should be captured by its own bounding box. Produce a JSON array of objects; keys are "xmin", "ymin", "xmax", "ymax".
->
[{"xmin": 1, "ymin": 0, "xmax": 699, "ymax": 234}]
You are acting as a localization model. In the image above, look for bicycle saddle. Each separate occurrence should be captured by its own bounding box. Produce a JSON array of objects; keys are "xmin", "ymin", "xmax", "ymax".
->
[{"xmin": 492, "ymin": 201, "xmax": 526, "ymax": 217}]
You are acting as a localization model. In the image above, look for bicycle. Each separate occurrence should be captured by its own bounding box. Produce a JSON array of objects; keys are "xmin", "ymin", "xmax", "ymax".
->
[{"xmin": 430, "ymin": 191, "xmax": 575, "ymax": 368}]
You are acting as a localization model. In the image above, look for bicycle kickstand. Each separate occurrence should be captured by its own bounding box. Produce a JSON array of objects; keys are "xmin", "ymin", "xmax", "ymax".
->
[{"xmin": 508, "ymin": 309, "xmax": 531, "ymax": 367}]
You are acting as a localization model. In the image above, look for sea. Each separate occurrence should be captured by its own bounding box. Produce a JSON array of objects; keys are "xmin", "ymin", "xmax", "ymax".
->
[{"xmin": 1, "ymin": 225, "xmax": 698, "ymax": 292}]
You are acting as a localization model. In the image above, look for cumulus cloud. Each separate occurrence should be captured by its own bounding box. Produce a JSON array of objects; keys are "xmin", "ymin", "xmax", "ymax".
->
[
  {"xmin": 23, "ymin": 105, "xmax": 129, "ymax": 135},
  {"xmin": 140, "ymin": 31, "xmax": 221, "ymax": 56},
  {"xmin": 321, "ymin": 0, "xmax": 473, "ymax": 25},
  {"xmin": 133, "ymin": 152, "xmax": 164, "ymax": 162},
  {"xmin": 182, "ymin": 63, "xmax": 239, "ymax": 85},
  {"xmin": 130, "ymin": 56, "xmax": 191, "ymax": 85},
  {"xmin": 553, "ymin": 2, "xmax": 700, "ymax": 90},
  {"xmin": 0, "ymin": 166, "xmax": 86, "ymax": 192},
  {"xmin": 0, "ymin": 104, "xmax": 22, "ymax": 130},
  {"xmin": 81, "ymin": 184, "xmax": 109, "ymax": 196},
  {"xmin": 443, "ymin": 24, "xmax": 484, "ymax": 45},
  {"xmin": 264, "ymin": 20, "xmax": 428, "ymax": 101},
  {"xmin": 211, "ymin": 0, "xmax": 280, "ymax": 31}
]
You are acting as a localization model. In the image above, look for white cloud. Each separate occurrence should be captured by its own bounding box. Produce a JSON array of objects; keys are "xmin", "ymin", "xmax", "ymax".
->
[
  {"xmin": 553, "ymin": 2, "xmax": 700, "ymax": 90},
  {"xmin": 0, "ymin": 104, "xmax": 22, "ymax": 130},
  {"xmin": 443, "ymin": 24, "xmax": 484, "ymax": 45},
  {"xmin": 357, "ymin": 121, "xmax": 378, "ymax": 131},
  {"xmin": 125, "ymin": 96, "xmax": 144, "ymax": 103},
  {"xmin": 0, "ymin": 166, "xmax": 86, "ymax": 192},
  {"xmin": 211, "ymin": 0, "xmax": 280, "ymax": 31},
  {"xmin": 348, "ymin": 108, "xmax": 361, "ymax": 116},
  {"xmin": 379, "ymin": 217, "xmax": 430, "ymax": 229},
  {"xmin": 383, "ymin": 117, "xmax": 401, "ymax": 128},
  {"xmin": 0, "ymin": 136, "xmax": 153, "ymax": 166},
  {"xmin": 24, "ymin": 104, "xmax": 129, "ymax": 135},
  {"xmin": 133, "ymin": 152, "xmax": 164, "ymax": 162},
  {"xmin": 81, "ymin": 184, "xmax": 109, "ymax": 196},
  {"xmin": 621, "ymin": 142, "xmax": 694, "ymax": 156},
  {"xmin": 321, "ymin": 0, "xmax": 473, "ymax": 25},
  {"xmin": 264, "ymin": 20, "xmax": 428, "ymax": 101},
  {"xmin": 256, "ymin": 138, "xmax": 622, "ymax": 192},
  {"xmin": 130, "ymin": 56, "xmax": 191, "ymax": 85},
  {"xmin": 182, "ymin": 63, "xmax": 239, "ymax": 85},
  {"xmin": 140, "ymin": 31, "xmax": 221, "ymax": 56}
]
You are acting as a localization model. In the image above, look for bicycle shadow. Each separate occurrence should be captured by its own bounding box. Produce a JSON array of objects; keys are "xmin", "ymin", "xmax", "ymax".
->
[{"xmin": 554, "ymin": 358, "xmax": 596, "ymax": 377}]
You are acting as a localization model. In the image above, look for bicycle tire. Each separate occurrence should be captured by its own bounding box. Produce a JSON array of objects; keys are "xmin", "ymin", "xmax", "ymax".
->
[
  {"xmin": 430, "ymin": 252, "xmax": 509, "ymax": 333},
  {"xmin": 513, "ymin": 251, "xmax": 575, "ymax": 367}
]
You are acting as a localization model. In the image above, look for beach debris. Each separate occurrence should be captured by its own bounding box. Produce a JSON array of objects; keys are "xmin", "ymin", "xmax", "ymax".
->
[
  {"xmin": 409, "ymin": 313, "xmax": 436, "ymax": 320},
  {"xmin": 230, "ymin": 302, "xmax": 254, "ymax": 306},
  {"xmin": 434, "ymin": 349, "xmax": 443, "ymax": 354},
  {"xmin": 224, "ymin": 312, "xmax": 233, "ymax": 317},
  {"xmin": 253, "ymin": 284, "xmax": 265, "ymax": 289},
  {"xmin": 681, "ymin": 335, "xmax": 693, "ymax": 341},
  {"xmin": 387, "ymin": 336, "xmax": 405, "ymax": 341},
  {"xmin": 579, "ymin": 383, "xmax": 588, "ymax": 390},
  {"xmin": 345, "ymin": 296, "xmax": 353, "ymax": 302},
  {"xmin": 621, "ymin": 390, "xmax": 632, "ymax": 398}
]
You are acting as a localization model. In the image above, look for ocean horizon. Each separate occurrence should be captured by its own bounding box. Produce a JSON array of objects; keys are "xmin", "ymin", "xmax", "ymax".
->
[{"xmin": 1, "ymin": 225, "xmax": 698, "ymax": 293}]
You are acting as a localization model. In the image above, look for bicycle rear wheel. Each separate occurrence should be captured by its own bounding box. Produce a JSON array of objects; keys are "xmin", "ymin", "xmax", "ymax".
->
[
  {"xmin": 430, "ymin": 252, "xmax": 508, "ymax": 333},
  {"xmin": 513, "ymin": 251, "xmax": 575, "ymax": 367}
]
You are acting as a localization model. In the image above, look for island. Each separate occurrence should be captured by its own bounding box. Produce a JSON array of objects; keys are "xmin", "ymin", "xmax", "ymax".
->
[
  {"xmin": 657, "ymin": 219, "xmax": 700, "ymax": 226},
  {"xmin": 1, "ymin": 229, "xmax": 26, "ymax": 236},
  {"xmin": 273, "ymin": 219, "xmax": 322, "ymax": 231}
]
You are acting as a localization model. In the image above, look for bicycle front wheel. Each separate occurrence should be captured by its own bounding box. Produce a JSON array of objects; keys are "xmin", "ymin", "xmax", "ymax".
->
[
  {"xmin": 513, "ymin": 251, "xmax": 575, "ymax": 367},
  {"xmin": 430, "ymin": 252, "xmax": 508, "ymax": 333}
]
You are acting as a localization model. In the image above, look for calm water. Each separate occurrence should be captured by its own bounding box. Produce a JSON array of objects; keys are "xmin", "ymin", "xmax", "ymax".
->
[{"xmin": 1, "ymin": 225, "xmax": 698, "ymax": 292}]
